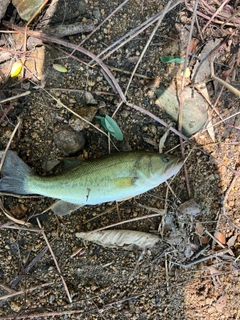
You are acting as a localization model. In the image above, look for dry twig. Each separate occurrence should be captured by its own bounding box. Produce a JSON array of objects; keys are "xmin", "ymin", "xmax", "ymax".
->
[
  {"xmin": 0, "ymin": 282, "xmax": 53, "ymax": 302},
  {"xmin": 36, "ymin": 218, "xmax": 72, "ymax": 303}
]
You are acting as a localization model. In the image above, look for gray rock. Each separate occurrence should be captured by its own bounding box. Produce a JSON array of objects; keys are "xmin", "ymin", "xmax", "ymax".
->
[
  {"xmin": 155, "ymin": 86, "xmax": 208, "ymax": 137},
  {"xmin": 0, "ymin": 0, "xmax": 10, "ymax": 21},
  {"xmin": 54, "ymin": 125, "xmax": 85, "ymax": 155}
]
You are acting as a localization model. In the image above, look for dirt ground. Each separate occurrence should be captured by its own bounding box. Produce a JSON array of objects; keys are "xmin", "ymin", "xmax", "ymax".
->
[{"xmin": 0, "ymin": 0, "xmax": 240, "ymax": 319}]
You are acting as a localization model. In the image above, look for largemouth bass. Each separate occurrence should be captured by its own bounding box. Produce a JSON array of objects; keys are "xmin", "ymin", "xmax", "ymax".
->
[{"xmin": 0, "ymin": 151, "xmax": 183, "ymax": 215}]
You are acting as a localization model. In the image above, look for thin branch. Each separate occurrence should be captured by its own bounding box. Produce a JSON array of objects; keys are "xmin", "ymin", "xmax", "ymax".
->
[
  {"xmin": 0, "ymin": 91, "xmax": 31, "ymax": 104},
  {"xmin": 36, "ymin": 219, "xmax": 72, "ymax": 303},
  {"xmin": 177, "ymin": 249, "xmax": 233, "ymax": 268},
  {"xmin": 125, "ymin": 1, "xmax": 172, "ymax": 96},
  {"xmin": 10, "ymin": 246, "xmax": 49, "ymax": 289},
  {"xmin": 0, "ymin": 223, "xmax": 41, "ymax": 232},
  {"xmin": 97, "ymin": 0, "xmax": 184, "ymax": 63},
  {"xmin": 87, "ymin": 212, "xmax": 165, "ymax": 234},
  {"xmin": 113, "ymin": 0, "xmax": 172, "ymax": 117},
  {"xmin": 127, "ymin": 102, "xmax": 191, "ymax": 143},
  {"xmin": 0, "ymin": 282, "xmax": 53, "ymax": 301},
  {"xmin": 0, "ymin": 119, "xmax": 21, "ymax": 171},
  {"xmin": 202, "ymin": 0, "xmax": 230, "ymax": 34}
]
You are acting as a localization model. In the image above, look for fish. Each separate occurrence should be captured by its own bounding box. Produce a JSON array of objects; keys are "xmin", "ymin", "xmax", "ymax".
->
[{"xmin": 0, "ymin": 150, "xmax": 183, "ymax": 216}]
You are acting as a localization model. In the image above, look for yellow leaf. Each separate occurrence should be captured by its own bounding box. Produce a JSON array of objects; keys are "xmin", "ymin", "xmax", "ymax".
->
[
  {"xmin": 181, "ymin": 67, "xmax": 190, "ymax": 78},
  {"xmin": 11, "ymin": 61, "xmax": 23, "ymax": 77}
]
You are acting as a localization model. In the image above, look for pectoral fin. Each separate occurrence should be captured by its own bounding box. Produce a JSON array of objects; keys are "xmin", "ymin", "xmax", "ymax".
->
[{"xmin": 50, "ymin": 200, "xmax": 82, "ymax": 216}]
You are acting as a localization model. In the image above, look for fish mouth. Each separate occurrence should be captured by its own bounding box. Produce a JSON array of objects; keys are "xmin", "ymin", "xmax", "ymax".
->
[
  {"xmin": 175, "ymin": 158, "xmax": 184, "ymax": 169},
  {"xmin": 166, "ymin": 158, "xmax": 184, "ymax": 178},
  {"xmin": 177, "ymin": 158, "xmax": 184, "ymax": 166}
]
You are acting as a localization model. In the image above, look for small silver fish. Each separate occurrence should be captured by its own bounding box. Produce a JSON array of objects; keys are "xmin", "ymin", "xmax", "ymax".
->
[{"xmin": 0, "ymin": 151, "xmax": 183, "ymax": 215}]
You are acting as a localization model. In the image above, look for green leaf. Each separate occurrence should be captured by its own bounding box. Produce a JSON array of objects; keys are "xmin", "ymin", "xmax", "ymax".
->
[
  {"xmin": 53, "ymin": 64, "xmax": 68, "ymax": 72},
  {"xmin": 160, "ymin": 56, "xmax": 185, "ymax": 64},
  {"xmin": 95, "ymin": 115, "xmax": 123, "ymax": 141}
]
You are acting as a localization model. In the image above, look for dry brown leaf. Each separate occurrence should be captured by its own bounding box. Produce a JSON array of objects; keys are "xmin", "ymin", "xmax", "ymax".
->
[
  {"xmin": 227, "ymin": 234, "xmax": 238, "ymax": 248},
  {"xmin": 200, "ymin": 236, "xmax": 210, "ymax": 245},
  {"xmin": 191, "ymin": 39, "xmax": 221, "ymax": 84},
  {"xmin": 189, "ymin": 38, "xmax": 199, "ymax": 54},
  {"xmin": 215, "ymin": 295, "xmax": 227, "ymax": 313},
  {"xmin": 207, "ymin": 265, "xmax": 219, "ymax": 275},
  {"xmin": 11, "ymin": 204, "xmax": 28, "ymax": 218},
  {"xmin": 147, "ymin": 76, "xmax": 161, "ymax": 89},
  {"xmin": 215, "ymin": 231, "xmax": 226, "ymax": 245},
  {"xmin": 195, "ymin": 221, "xmax": 204, "ymax": 236}
]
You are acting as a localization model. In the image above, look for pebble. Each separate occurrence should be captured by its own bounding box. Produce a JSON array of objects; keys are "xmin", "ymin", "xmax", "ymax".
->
[
  {"xmin": 93, "ymin": 7, "xmax": 101, "ymax": 20},
  {"xmin": 85, "ymin": 91, "xmax": 97, "ymax": 105},
  {"xmin": 54, "ymin": 125, "xmax": 85, "ymax": 155}
]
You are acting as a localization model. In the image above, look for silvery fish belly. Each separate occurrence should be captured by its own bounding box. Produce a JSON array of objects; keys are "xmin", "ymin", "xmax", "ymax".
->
[{"xmin": 0, "ymin": 151, "xmax": 183, "ymax": 215}]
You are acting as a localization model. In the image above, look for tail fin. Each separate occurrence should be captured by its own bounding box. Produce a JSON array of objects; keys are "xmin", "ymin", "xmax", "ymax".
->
[{"xmin": 0, "ymin": 151, "xmax": 35, "ymax": 195}]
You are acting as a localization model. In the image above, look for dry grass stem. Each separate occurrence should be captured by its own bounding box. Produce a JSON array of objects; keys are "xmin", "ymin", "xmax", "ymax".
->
[
  {"xmin": 36, "ymin": 218, "xmax": 72, "ymax": 303},
  {"xmin": 87, "ymin": 212, "xmax": 165, "ymax": 234},
  {"xmin": 0, "ymin": 282, "xmax": 53, "ymax": 302},
  {"xmin": 98, "ymin": 0, "xmax": 184, "ymax": 63},
  {"xmin": 0, "ymin": 119, "xmax": 21, "ymax": 171},
  {"xmin": 124, "ymin": 1, "xmax": 172, "ymax": 97},
  {"xmin": 0, "ymin": 91, "xmax": 31, "ymax": 104}
]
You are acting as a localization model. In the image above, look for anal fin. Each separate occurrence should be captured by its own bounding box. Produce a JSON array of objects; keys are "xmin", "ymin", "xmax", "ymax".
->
[{"xmin": 50, "ymin": 200, "xmax": 82, "ymax": 216}]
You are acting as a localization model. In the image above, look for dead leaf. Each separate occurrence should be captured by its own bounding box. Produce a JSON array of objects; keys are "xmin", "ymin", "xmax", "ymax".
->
[
  {"xmin": 191, "ymin": 39, "xmax": 221, "ymax": 84},
  {"xmin": 0, "ymin": 199, "xmax": 31, "ymax": 226},
  {"xmin": 160, "ymin": 213, "xmax": 175, "ymax": 233},
  {"xmin": 206, "ymin": 118, "xmax": 216, "ymax": 143},
  {"xmin": 76, "ymin": 229, "xmax": 160, "ymax": 250},
  {"xmin": 11, "ymin": 204, "xmax": 28, "ymax": 218},
  {"xmin": 215, "ymin": 295, "xmax": 227, "ymax": 313},
  {"xmin": 207, "ymin": 265, "xmax": 219, "ymax": 275},
  {"xmin": 189, "ymin": 38, "xmax": 199, "ymax": 54},
  {"xmin": 227, "ymin": 234, "xmax": 238, "ymax": 248},
  {"xmin": 195, "ymin": 221, "xmax": 204, "ymax": 236},
  {"xmin": 215, "ymin": 231, "xmax": 226, "ymax": 245},
  {"xmin": 159, "ymin": 129, "xmax": 170, "ymax": 153},
  {"xmin": 184, "ymin": 246, "xmax": 194, "ymax": 258},
  {"xmin": 221, "ymin": 69, "xmax": 232, "ymax": 79},
  {"xmin": 146, "ymin": 76, "xmax": 161, "ymax": 89},
  {"xmin": 200, "ymin": 236, "xmax": 210, "ymax": 245}
]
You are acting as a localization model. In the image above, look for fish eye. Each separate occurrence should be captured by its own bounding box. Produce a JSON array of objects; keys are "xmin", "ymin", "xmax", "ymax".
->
[{"xmin": 162, "ymin": 156, "xmax": 169, "ymax": 163}]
